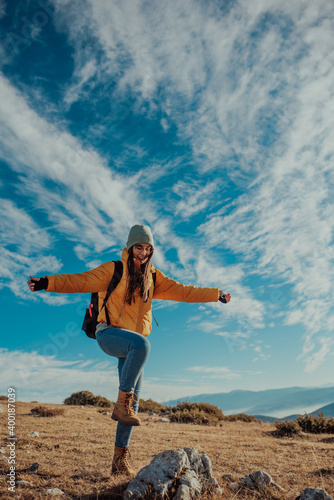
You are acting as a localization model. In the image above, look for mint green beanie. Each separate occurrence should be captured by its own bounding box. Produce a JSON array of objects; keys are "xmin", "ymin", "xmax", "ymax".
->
[{"xmin": 126, "ymin": 224, "xmax": 154, "ymax": 251}]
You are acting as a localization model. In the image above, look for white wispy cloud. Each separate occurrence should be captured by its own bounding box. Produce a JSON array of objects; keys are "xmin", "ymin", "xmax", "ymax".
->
[
  {"xmin": 0, "ymin": 199, "xmax": 52, "ymax": 252},
  {"xmin": 252, "ymin": 344, "xmax": 271, "ymax": 363},
  {"xmin": 0, "ymin": 198, "xmax": 73, "ymax": 301},
  {"xmin": 0, "ymin": 348, "xmax": 119, "ymax": 403},
  {"xmin": 302, "ymin": 337, "xmax": 334, "ymax": 373},
  {"xmin": 0, "ymin": 1, "xmax": 5, "ymax": 18},
  {"xmin": 0, "ymin": 73, "xmax": 156, "ymax": 247},
  {"xmin": 172, "ymin": 180, "xmax": 219, "ymax": 219},
  {"xmin": 63, "ymin": 59, "xmax": 98, "ymax": 106}
]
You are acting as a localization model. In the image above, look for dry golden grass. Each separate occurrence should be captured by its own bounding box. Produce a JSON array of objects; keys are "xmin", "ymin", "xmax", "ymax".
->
[{"xmin": 0, "ymin": 402, "xmax": 333, "ymax": 499}]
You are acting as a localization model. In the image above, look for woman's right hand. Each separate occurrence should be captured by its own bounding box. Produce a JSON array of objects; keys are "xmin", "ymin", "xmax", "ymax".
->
[
  {"xmin": 219, "ymin": 290, "xmax": 231, "ymax": 303},
  {"xmin": 27, "ymin": 276, "xmax": 48, "ymax": 291}
]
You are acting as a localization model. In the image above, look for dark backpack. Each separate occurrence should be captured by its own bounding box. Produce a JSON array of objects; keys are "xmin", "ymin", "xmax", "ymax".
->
[
  {"xmin": 82, "ymin": 260, "xmax": 156, "ymax": 339},
  {"xmin": 82, "ymin": 260, "xmax": 123, "ymax": 339}
]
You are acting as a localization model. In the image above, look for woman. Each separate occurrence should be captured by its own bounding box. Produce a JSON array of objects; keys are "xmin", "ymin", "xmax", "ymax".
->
[{"xmin": 27, "ymin": 224, "xmax": 231, "ymax": 475}]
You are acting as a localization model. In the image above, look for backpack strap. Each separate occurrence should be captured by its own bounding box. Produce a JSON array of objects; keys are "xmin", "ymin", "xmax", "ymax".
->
[
  {"xmin": 100, "ymin": 261, "xmax": 123, "ymax": 325},
  {"xmin": 151, "ymin": 271, "xmax": 159, "ymax": 326}
]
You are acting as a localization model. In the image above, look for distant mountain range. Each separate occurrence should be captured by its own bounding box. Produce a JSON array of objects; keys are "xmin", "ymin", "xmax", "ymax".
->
[
  {"xmin": 164, "ymin": 386, "xmax": 334, "ymax": 421},
  {"xmin": 254, "ymin": 403, "xmax": 334, "ymax": 423},
  {"xmin": 282, "ymin": 402, "xmax": 334, "ymax": 421}
]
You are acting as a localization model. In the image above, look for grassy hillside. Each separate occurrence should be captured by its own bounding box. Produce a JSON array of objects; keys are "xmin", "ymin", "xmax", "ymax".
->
[{"xmin": 0, "ymin": 402, "xmax": 333, "ymax": 499}]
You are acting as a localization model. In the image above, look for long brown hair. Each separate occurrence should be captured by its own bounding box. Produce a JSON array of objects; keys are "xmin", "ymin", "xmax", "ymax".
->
[{"xmin": 125, "ymin": 246, "xmax": 153, "ymax": 305}]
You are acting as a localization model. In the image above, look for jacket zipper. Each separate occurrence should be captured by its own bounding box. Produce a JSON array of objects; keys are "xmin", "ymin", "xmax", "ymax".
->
[
  {"xmin": 136, "ymin": 297, "xmax": 144, "ymax": 332},
  {"xmin": 116, "ymin": 301, "xmax": 125, "ymax": 324}
]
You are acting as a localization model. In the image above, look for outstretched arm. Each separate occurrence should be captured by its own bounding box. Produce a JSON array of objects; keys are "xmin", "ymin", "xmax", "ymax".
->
[
  {"xmin": 27, "ymin": 261, "xmax": 116, "ymax": 294},
  {"xmin": 153, "ymin": 269, "xmax": 231, "ymax": 304}
]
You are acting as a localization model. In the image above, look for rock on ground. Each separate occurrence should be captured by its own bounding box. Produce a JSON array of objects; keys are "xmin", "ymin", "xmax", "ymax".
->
[
  {"xmin": 26, "ymin": 462, "xmax": 39, "ymax": 473},
  {"xmin": 45, "ymin": 488, "xmax": 65, "ymax": 495},
  {"xmin": 296, "ymin": 487, "xmax": 333, "ymax": 500},
  {"xmin": 16, "ymin": 480, "xmax": 31, "ymax": 487},
  {"xmin": 123, "ymin": 447, "xmax": 221, "ymax": 499},
  {"xmin": 228, "ymin": 482, "xmax": 240, "ymax": 491},
  {"xmin": 26, "ymin": 431, "xmax": 39, "ymax": 438},
  {"xmin": 240, "ymin": 470, "xmax": 284, "ymax": 491}
]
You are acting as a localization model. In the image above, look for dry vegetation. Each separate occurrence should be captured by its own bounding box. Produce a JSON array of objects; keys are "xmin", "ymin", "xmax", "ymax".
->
[
  {"xmin": 0, "ymin": 401, "xmax": 333, "ymax": 499},
  {"xmin": 63, "ymin": 391, "xmax": 113, "ymax": 409}
]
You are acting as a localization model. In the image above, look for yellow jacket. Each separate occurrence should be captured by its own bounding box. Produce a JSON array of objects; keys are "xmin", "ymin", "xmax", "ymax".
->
[{"xmin": 46, "ymin": 248, "xmax": 220, "ymax": 337}]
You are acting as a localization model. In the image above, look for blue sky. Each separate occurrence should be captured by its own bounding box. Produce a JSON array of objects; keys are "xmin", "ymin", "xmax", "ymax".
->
[{"xmin": 1, "ymin": 0, "xmax": 333, "ymax": 413}]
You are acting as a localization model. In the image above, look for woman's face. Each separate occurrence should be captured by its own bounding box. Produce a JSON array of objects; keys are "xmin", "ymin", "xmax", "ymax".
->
[{"xmin": 132, "ymin": 243, "xmax": 153, "ymax": 264}]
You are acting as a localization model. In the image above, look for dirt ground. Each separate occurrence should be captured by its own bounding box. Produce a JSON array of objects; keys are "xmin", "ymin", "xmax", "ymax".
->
[{"xmin": 0, "ymin": 402, "xmax": 333, "ymax": 499}]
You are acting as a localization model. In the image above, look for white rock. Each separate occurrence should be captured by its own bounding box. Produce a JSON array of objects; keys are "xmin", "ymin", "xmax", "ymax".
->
[
  {"xmin": 16, "ymin": 480, "xmax": 31, "ymax": 487},
  {"xmin": 0, "ymin": 404, "xmax": 4, "ymax": 412},
  {"xmin": 241, "ymin": 470, "xmax": 284, "ymax": 491},
  {"xmin": 223, "ymin": 473, "xmax": 233, "ymax": 480},
  {"xmin": 241, "ymin": 470, "xmax": 272, "ymax": 489},
  {"xmin": 228, "ymin": 482, "xmax": 240, "ymax": 491},
  {"xmin": 123, "ymin": 447, "xmax": 221, "ymax": 499},
  {"xmin": 26, "ymin": 431, "xmax": 39, "ymax": 438},
  {"xmin": 0, "ymin": 448, "xmax": 6, "ymax": 454},
  {"xmin": 297, "ymin": 487, "xmax": 333, "ymax": 500},
  {"xmin": 46, "ymin": 488, "xmax": 65, "ymax": 495},
  {"xmin": 157, "ymin": 417, "xmax": 170, "ymax": 423}
]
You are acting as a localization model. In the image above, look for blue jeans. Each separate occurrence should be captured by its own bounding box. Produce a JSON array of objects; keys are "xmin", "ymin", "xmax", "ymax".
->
[{"xmin": 95, "ymin": 326, "xmax": 151, "ymax": 448}]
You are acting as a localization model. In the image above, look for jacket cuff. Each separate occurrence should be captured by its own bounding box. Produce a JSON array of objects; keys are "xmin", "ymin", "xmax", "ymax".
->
[{"xmin": 45, "ymin": 275, "xmax": 55, "ymax": 292}]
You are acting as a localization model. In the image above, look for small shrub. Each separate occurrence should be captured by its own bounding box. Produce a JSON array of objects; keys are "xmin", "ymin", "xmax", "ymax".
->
[
  {"xmin": 175, "ymin": 402, "xmax": 224, "ymax": 418},
  {"xmin": 273, "ymin": 420, "xmax": 302, "ymax": 437},
  {"xmin": 94, "ymin": 395, "xmax": 114, "ymax": 408},
  {"xmin": 64, "ymin": 391, "xmax": 113, "ymax": 408},
  {"xmin": 169, "ymin": 402, "xmax": 224, "ymax": 426},
  {"xmin": 0, "ymin": 395, "xmax": 8, "ymax": 400},
  {"xmin": 31, "ymin": 406, "xmax": 65, "ymax": 417},
  {"xmin": 138, "ymin": 398, "xmax": 166, "ymax": 413},
  {"xmin": 297, "ymin": 412, "xmax": 334, "ymax": 434}
]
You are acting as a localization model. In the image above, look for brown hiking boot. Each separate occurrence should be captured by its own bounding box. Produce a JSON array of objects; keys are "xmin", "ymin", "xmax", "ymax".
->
[
  {"xmin": 111, "ymin": 445, "xmax": 135, "ymax": 476},
  {"xmin": 111, "ymin": 389, "xmax": 141, "ymax": 426}
]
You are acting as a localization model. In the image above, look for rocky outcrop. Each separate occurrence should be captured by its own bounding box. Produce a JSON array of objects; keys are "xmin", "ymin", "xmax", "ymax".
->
[
  {"xmin": 296, "ymin": 487, "xmax": 333, "ymax": 500},
  {"xmin": 123, "ymin": 447, "xmax": 221, "ymax": 499}
]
